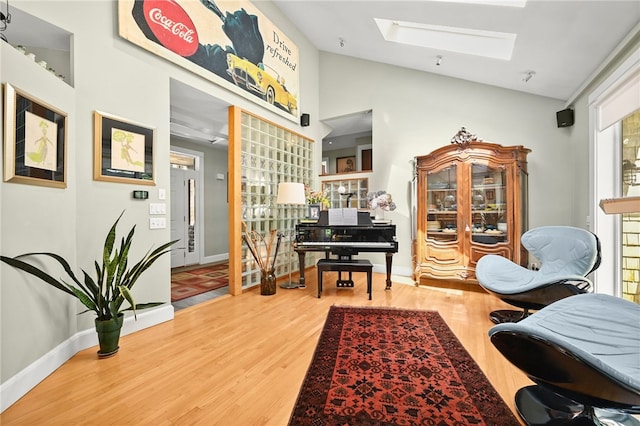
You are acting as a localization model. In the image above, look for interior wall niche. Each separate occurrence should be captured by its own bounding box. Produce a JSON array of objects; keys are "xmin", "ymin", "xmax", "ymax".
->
[
  {"xmin": 2, "ymin": 4, "xmax": 73, "ymax": 86},
  {"xmin": 321, "ymin": 110, "xmax": 373, "ymax": 175}
]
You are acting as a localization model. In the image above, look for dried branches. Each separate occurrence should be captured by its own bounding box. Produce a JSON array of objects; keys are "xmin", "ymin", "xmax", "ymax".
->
[{"xmin": 241, "ymin": 221, "xmax": 282, "ymax": 272}]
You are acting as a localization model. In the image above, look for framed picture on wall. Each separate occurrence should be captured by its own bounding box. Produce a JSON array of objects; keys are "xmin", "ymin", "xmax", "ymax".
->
[
  {"xmin": 93, "ymin": 111, "xmax": 155, "ymax": 185},
  {"xmin": 336, "ymin": 156, "xmax": 356, "ymax": 173},
  {"xmin": 3, "ymin": 83, "xmax": 67, "ymax": 188}
]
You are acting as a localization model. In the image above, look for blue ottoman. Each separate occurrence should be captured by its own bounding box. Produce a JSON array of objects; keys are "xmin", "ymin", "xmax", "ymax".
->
[{"xmin": 489, "ymin": 293, "xmax": 640, "ymax": 425}]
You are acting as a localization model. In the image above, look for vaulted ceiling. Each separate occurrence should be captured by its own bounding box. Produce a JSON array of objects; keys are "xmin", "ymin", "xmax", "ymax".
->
[
  {"xmin": 3, "ymin": 1, "xmax": 638, "ymax": 143},
  {"xmin": 274, "ymin": 0, "xmax": 640, "ymax": 103}
]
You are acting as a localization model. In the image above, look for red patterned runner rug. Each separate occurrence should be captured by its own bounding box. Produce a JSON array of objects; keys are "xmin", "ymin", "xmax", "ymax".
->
[
  {"xmin": 289, "ymin": 306, "xmax": 519, "ymax": 426},
  {"xmin": 170, "ymin": 262, "xmax": 228, "ymax": 301}
]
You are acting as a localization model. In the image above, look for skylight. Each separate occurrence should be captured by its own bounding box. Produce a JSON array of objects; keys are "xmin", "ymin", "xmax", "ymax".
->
[
  {"xmin": 427, "ymin": 0, "xmax": 526, "ymax": 7},
  {"xmin": 375, "ymin": 18, "xmax": 517, "ymax": 61}
]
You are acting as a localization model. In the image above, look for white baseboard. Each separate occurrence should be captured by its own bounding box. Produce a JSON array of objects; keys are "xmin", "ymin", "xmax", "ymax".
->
[
  {"xmin": 372, "ymin": 263, "xmax": 413, "ymax": 278},
  {"xmin": 201, "ymin": 253, "xmax": 229, "ymax": 264},
  {"xmin": 0, "ymin": 305, "xmax": 174, "ymax": 413}
]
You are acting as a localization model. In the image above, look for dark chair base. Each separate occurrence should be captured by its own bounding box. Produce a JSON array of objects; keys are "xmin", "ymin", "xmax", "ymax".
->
[
  {"xmin": 489, "ymin": 309, "xmax": 531, "ymax": 324},
  {"xmin": 515, "ymin": 385, "xmax": 640, "ymax": 426}
]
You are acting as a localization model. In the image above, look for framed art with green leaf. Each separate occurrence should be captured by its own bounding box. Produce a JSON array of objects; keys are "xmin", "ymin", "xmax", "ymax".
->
[
  {"xmin": 3, "ymin": 83, "xmax": 67, "ymax": 188},
  {"xmin": 93, "ymin": 110, "xmax": 155, "ymax": 185}
]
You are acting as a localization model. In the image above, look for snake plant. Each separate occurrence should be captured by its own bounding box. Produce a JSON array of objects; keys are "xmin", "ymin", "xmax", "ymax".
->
[{"xmin": 0, "ymin": 211, "xmax": 176, "ymax": 321}]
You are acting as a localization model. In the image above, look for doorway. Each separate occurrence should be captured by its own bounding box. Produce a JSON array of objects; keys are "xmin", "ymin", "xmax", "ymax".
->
[
  {"xmin": 169, "ymin": 144, "xmax": 231, "ymax": 309},
  {"xmin": 169, "ymin": 78, "xmax": 231, "ymax": 266},
  {"xmin": 358, "ymin": 144, "xmax": 373, "ymax": 171},
  {"xmin": 170, "ymin": 148, "xmax": 203, "ymax": 268}
]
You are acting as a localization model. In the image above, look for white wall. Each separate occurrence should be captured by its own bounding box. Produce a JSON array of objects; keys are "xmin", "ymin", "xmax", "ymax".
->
[
  {"xmin": 0, "ymin": 0, "xmax": 321, "ymax": 408},
  {"xmin": 319, "ymin": 52, "xmax": 570, "ymax": 272},
  {"xmin": 1, "ymin": 41, "xmax": 79, "ymax": 381}
]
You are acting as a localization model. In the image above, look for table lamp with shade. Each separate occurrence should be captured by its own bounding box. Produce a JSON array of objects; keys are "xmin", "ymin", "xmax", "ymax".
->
[{"xmin": 276, "ymin": 182, "xmax": 307, "ymax": 289}]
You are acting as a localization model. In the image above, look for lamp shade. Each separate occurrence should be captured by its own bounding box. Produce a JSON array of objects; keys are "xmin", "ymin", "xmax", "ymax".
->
[{"xmin": 276, "ymin": 182, "xmax": 306, "ymax": 205}]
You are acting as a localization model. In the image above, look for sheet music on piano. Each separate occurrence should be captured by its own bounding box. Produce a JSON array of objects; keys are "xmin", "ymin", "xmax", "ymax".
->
[
  {"xmin": 342, "ymin": 208, "xmax": 358, "ymax": 225},
  {"xmin": 328, "ymin": 208, "xmax": 358, "ymax": 226}
]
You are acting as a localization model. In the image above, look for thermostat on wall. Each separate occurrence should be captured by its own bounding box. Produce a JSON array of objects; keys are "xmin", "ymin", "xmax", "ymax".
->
[{"xmin": 132, "ymin": 190, "xmax": 149, "ymax": 200}]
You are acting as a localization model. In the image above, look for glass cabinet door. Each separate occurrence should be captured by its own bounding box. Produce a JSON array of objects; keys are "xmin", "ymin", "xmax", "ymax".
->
[
  {"xmin": 426, "ymin": 165, "xmax": 458, "ymax": 242},
  {"xmin": 470, "ymin": 164, "xmax": 508, "ymax": 244}
]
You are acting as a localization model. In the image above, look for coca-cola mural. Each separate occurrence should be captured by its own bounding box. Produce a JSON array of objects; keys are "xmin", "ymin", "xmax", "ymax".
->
[{"xmin": 118, "ymin": 0, "xmax": 299, "ymax": 119}]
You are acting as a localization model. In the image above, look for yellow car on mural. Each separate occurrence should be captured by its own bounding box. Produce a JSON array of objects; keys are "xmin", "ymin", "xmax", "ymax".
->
[{"xmin": 226, "ymin": 53, "xmax": 297, "ymax": 115}]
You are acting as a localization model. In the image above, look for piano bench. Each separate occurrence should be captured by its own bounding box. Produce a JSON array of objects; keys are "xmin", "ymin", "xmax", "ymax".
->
[{"xmin": 316, "ymin": 259, "xmax": 373, "ymax": 300}]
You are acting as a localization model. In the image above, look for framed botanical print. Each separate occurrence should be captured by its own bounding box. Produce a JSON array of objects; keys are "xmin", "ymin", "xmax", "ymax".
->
[
  {"xmin": 3, "ymin": 83, "xmax": 67, "ymax": 188},
  {"xmin": 93, "ymin": 111, "xmax": 155, "ymax": 184}
]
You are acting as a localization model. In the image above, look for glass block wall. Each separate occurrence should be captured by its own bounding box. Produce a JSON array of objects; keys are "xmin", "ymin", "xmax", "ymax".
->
[
  {"xmin": 322, "ymin": 177, "xmax": 369, "ymax": 209},
  {"xmin": 240, "ymin": 111, "xmax": 314, "ymax": 288}
]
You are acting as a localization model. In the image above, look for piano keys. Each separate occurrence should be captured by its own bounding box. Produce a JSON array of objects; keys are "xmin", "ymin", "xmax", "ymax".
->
[{"xmin": 294, "ymin": 211, "xmax": 398, "ymax": 289}]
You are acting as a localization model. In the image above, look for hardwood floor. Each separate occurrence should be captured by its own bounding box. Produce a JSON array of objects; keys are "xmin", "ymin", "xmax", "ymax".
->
[{"xmin": 0, "ymin": 271, "xmax": 532, "ymax": 425}]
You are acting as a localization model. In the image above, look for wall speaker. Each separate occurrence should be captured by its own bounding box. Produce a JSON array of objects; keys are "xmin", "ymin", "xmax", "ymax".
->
[
  {"xmin": 300, "ymin": 113, "xmax": 310, "ymax": 127},
  {"xmin": 556, "ymin": 108, "xmax": 574, "ymax": 128}
]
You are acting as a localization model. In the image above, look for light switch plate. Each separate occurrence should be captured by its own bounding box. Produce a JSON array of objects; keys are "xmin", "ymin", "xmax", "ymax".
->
[
  {"xmin": 149, "ymin": 203, "xmax": 166, "ymax": 215},
  {"xmin": 149, "ymin": 218, "xmax": 166, "ymax": 229}
]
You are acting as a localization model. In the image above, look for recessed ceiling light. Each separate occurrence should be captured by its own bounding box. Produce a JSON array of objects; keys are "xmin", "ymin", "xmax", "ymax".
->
[{"xmin": 375, "ymin": 18, "xmax": 517, "ymax": 60}]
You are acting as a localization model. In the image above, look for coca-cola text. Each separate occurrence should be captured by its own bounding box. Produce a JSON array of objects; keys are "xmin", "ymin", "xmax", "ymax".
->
[{"xmin": 149, "ymin": 8, "xmax": 195, "ymax": 44}]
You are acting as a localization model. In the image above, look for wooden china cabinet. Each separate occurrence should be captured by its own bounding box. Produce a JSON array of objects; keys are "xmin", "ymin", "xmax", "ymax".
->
[{"xmin": 413, "ymin": 129, "xmax": 531, "ymax": 284}]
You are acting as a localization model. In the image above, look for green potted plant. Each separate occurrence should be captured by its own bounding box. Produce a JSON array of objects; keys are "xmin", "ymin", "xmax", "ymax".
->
[{"xmin": 0, "ymin": 211, "xmax": 176, "ymax": 357}]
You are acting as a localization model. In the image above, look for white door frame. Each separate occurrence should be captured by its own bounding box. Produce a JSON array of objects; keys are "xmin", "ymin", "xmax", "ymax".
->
[
  {"xmin": 170, "ymin": 146, "xmax": 205, "ymax": 266},
  {"xmin": 588, "ymin": 47, "xmax": 640, "ymax": 295}
]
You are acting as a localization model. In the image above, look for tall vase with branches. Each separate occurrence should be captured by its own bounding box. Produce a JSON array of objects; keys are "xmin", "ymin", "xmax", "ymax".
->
[{"xmin": 241, "ymin": 221, "xmax": 283, "ymax": 295}]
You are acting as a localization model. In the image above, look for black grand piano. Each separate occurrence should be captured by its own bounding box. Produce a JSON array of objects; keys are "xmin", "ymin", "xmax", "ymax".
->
[{"xmin": 294, "ymin": 211, "xmax": 398, "ymax": 290}]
